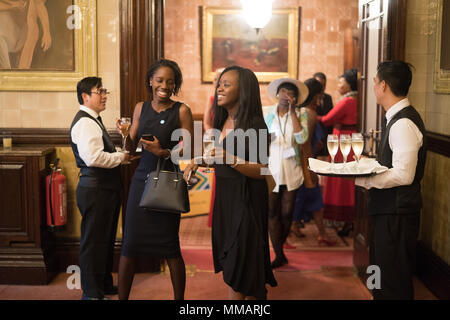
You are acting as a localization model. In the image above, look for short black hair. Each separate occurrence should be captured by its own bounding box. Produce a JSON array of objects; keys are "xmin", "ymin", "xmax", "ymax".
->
[
  {"xmin": 313, "ymin": 72, "xmax": 327, "ymax": 81},
  {"xmin": 145, "ymin": 59, "xmax": 183, "ymax": 95},
  {"xmin": 301, "ymin": 78, "xmax": 323, "ymax": 107},
  {"xmin": 276, "ymin": 82, "xmax": 299, "ymax": 100},
  {"xmin": 77, "ymin": 77, "xmax": 102, "ymax": 105},
  {"xmin": 340, "ymin": 68, "xmax": 358, "ymax": 91},
  {"xmin": 377, "ymin": 61, "xmax": 414, "ymax": 97}
]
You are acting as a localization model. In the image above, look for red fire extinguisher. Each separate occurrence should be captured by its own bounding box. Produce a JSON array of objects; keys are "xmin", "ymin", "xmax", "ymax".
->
[{"xmin": 46, "ymin": 159, "xmax": 67, "ymax": 230}]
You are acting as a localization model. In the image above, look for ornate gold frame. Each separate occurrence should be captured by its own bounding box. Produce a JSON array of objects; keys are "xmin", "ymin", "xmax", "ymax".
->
[
  {"xmin": 0, "ymin": 0, "xmax": 97, "ymax": 92},
  {"xmin": 434, "ymin": 0, "xmax": 450, "ymax": 94},
  {"xmin": 201, "ymin": 7, "xmax": 299, "ymax": 83}
]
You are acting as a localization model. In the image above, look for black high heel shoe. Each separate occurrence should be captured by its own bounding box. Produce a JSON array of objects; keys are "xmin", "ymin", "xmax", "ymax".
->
[{"xmin": 337, "ymin": 223, "xmax": 353, "ymax": 237}]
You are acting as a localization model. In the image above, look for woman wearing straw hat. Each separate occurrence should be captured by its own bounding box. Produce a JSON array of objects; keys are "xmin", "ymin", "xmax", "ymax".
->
[{"xmin": 264, "ymin": 78, "xmax": 309, "ymax": 268}]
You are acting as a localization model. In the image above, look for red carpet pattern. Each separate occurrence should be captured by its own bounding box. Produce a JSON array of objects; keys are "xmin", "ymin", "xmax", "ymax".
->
[
  {"xmin": 180, "ymin": 214, "xmax": 350, "ymax": 250},
  {"xmin": 0, "ymin": 216, "xmax": 435, "ymax": 300}
]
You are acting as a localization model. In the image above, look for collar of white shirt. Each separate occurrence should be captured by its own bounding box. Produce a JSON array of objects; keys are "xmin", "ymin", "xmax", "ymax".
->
[
  {"xmin": 385, "ymin": 98, "xmax": 410, "ymax": 124},
  {"xmin": 269, "ymin": 104, "xmax": 290, "ymax": 117},
  {"xmin": 80, "ymin": 105, "xmax": 100, "ymax": 119},
  {"xmin": 265, "ymin": 104, "xmax": 297, "ymax": 124},
  {"xmin": 264, "ymin": 104, "xmax": 278, "ymax": 118}
]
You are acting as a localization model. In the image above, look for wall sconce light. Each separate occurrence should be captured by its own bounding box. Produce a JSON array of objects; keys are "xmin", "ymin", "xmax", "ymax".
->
[{"xmin": 240, "ymin": 0, "xmax": 273, "ymax": 33}]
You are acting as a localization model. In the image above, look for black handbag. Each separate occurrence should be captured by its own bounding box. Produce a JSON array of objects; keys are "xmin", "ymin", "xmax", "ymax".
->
[{"xmin": 139, "ymin": 158, "xmax": 190, "ymax": 214}]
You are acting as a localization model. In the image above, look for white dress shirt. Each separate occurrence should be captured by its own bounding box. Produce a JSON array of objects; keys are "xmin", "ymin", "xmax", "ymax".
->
[
  {"xmin": 71, "ymin": 105, "xmax": 125, "ymax": 168},
  {"xmin": 264, "ymin": 105, "xmax": 309, "ymax": 192},
  {"xmin": 355, "ymin": 98, "xmax": 423, "ymax": 189}
]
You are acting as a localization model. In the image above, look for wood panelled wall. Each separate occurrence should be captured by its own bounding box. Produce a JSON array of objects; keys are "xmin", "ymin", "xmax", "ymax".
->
[
  {"xmin": 0, "ymin": 0, "xmax": 449, "ymax": 285},
  {"xmin": 120, "ymin": 0, "xmax": 164, "ymax": 118},
  {"xmin": 117, "ymin": 0, "xmax": 166, "ymax": 272}
]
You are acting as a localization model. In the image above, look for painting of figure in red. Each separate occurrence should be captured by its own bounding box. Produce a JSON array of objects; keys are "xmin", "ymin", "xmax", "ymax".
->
[{"xmin": 211, "ymin": 13, "xmax": 289, "ymax": 73}]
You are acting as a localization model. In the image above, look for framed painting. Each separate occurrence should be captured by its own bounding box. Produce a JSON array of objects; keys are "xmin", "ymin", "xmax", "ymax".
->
[
  {"xmin": 434, "ymin": 0, "xmax": 450, "ymax": 94},
  {"xmin": 0, "ymin": 0, "xmax": 97, "ymax": 91},
  {"xmin": 201, "ymin": 7, "xmax": 300, "ymax": 83}
]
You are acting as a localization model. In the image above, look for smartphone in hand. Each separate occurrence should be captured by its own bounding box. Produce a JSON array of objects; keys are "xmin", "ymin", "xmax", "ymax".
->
[{"xmin": 141, "ymin": 133, "xmax": 155, "ymax": 141}]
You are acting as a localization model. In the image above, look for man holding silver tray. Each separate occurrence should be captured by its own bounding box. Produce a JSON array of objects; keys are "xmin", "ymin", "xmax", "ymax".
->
[{"xmin": 355, "ymin": 61, "xmax": 426, "ymax": 300}]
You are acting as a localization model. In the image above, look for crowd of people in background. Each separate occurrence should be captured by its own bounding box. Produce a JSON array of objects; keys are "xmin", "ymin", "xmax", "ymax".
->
[{"xmin": 70, "ymin": 59, "xmax": 425, "ymax": 301}]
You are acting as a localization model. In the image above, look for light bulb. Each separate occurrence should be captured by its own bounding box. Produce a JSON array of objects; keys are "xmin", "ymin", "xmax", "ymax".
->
[{"xmin": 240, "ymin": 0, "xmax": 273, "ymax": 30}]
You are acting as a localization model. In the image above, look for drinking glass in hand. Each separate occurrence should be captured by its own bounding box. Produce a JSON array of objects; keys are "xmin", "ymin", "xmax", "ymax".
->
[
  {"xmin": 203, "ymin": 134, "xmax": 215, "ymax": 173},
  {"xmin": 120, "ymin": 117, "xmax": 131, "ymax": 153},
  {"xmin": 351, "ymin": 133, "xmax": 364, "ymax": 164},
  {"xmin": 327, "ymin": 134, "xmax": 339, "ymax": 169},
  {"xmin": 340, "ymin": 134, "xmax": 351, "ymax": 166}
]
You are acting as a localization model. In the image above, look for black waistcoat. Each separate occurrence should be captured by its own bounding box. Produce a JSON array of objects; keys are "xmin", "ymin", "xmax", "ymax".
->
[
  {"xmin": 368, "ymin": 106, "xmax": 427, "ymax": 215},
  {"xmin": 70, "ymin": 110, "xmax": 121, "ymax": 190}
]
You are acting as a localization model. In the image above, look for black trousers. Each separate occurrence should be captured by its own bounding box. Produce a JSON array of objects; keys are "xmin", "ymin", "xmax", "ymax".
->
[
  {"xmin": 76, "ymin": 185, "xmax": 121, "ymax": 299},
  {"xmin": 369, "ymin": 213, "xmax": 420, "ymax": 300}
]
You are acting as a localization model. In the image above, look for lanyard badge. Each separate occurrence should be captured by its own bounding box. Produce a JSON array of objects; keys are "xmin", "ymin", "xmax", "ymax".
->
[{"xmin": 277, "ymin": 112, "xmax": 295, "ymax": 158}]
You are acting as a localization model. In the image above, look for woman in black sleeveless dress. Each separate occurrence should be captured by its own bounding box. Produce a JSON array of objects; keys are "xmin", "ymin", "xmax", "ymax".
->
[
  {"xmin": 117, "ymin": 59, "xmax": 194, "ymax": 300},
  {"xmin": 184, "ymin": 66, "xmax": 277, "ymax": 300}
]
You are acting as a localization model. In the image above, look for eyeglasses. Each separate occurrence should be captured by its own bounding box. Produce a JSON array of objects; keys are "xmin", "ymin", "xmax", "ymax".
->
[{"xmin": 91, "ymin": 88, "xmax": 110, "ymax": 95}]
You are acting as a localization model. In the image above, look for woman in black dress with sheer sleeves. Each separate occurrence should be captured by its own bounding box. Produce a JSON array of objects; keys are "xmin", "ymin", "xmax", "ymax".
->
[
  {"xmin": 117, "ymin": 59, "xmax": 194, "ymax": 300},
  {"xmin": 184, "ymin": 66, "xmax": 277, "ymax": 300}
]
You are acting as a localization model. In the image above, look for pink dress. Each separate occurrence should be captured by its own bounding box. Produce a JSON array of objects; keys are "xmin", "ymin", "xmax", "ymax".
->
[{"xmin": 319, "ymin": 96, "xmax": 357, "ymax": 222}]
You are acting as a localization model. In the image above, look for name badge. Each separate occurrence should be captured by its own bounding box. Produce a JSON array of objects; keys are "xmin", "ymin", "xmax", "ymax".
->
[{"xmin": 283, "ymin": 147, "xmax": 296, "ymax": 159}]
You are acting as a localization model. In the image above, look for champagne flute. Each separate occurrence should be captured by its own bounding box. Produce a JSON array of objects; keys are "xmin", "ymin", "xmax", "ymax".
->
[
  {"xmin": 203, "ymin": 133, "xmax": 215, "ymax": 173},
  {"xmin": 120, "ymin": 117, "xmax": 131, "ymax": 153},
  {"xmin": 340, "ymin": 134, "xmax": 352, "ymax": 168},
  {"xmin": 351, "ymin": 133, "xmax": 364, "ymax": 165},
  {"xmin": 327, "ymin": 134, "xmax": 339, "ymax": 170}
]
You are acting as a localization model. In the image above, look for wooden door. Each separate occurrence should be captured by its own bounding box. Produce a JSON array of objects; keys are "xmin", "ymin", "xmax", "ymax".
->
[{"xmin": 354, "ymin": 0, "xmax": 406, "ymax": 286}]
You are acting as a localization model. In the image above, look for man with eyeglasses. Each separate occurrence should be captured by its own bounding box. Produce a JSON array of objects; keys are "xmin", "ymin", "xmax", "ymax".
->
[{"xmin": 70, "ymin": 77, "xmax": 130, "ymax": 300}]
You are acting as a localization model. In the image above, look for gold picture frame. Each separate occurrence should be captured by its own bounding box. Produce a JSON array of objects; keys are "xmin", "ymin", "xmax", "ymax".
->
[
  {"xmin": 0, "ymin": 0, "xmax": 97, "ymax": 91},
  {"xmin": 201, "ymin": 7, "xmax": 299, "ymax": 83},
  {"xmin": 434, "ymin": 0, "xmax": 450, "ymax": 94}
]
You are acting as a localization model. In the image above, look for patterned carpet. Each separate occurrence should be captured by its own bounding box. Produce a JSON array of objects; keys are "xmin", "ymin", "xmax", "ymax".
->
[
  {"xmin": 180, "ymin": 214, "xmax": 352, "ymax": 250},
  {"xmin": 180, "ymin": 215, "xmax": 213, "ymax": 249}
]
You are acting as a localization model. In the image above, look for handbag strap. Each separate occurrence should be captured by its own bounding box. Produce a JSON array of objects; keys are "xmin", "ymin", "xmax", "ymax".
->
[
  {"xmin": 155, "ymin": 157, "xmax": 163, "ymax": 175},
  {"xmin": 151, "ymin": 158, "xmax": 183, "ymax": 189},
  {"xmin": 155, "ymin": 157, "xmax": 180, "ymax": 177}
]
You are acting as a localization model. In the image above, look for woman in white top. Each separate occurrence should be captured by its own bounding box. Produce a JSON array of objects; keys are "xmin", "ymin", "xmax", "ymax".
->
[{"xmin": 264, "ymin": 78, "xmax": 309, "ymax": 268}]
